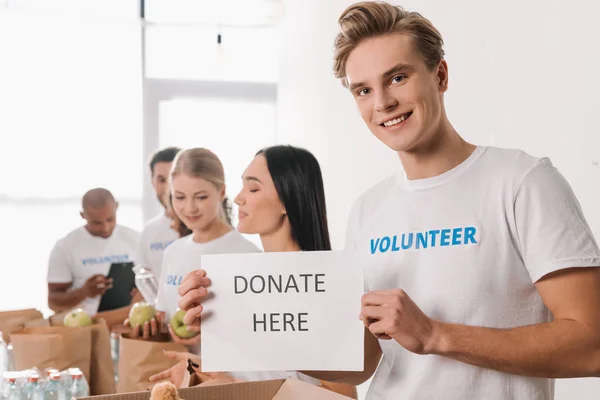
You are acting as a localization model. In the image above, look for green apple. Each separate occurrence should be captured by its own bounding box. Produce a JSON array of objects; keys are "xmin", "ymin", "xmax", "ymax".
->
[
  {"xmin": 170, "ymin": 309, "xmax": 199, "ymax": 339},
  {"xmin": 128, "ymin": 302, "xmax": 156, "ymax": 328},
  {"xmin": 63, "ymin": 308, "xmax": 93, "ymax": 327}
]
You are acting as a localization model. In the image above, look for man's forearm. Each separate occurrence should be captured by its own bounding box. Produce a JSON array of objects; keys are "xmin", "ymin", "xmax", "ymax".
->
[
  {"xmin": 431, "ymin": 319, "xmax": 600, "ymax": 378},
  {"xmin": 48, "ymin": 288, "xmax": 87, "ymax": 312}
]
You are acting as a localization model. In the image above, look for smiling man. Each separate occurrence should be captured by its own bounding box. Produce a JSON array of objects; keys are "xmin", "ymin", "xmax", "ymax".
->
[{"xmin": 303, "ymin": 2, "xmax": 600, "ymax": 399}]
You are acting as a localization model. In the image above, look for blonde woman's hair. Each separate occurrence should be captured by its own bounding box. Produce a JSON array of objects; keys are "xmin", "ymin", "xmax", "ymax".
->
[
  {"xmin": 333, "ymin": 1, "xmax": 445, "ymax": 86},
  {"xmin": 170, "ymin": 148, "xmax": 232, "ymax": 225}
]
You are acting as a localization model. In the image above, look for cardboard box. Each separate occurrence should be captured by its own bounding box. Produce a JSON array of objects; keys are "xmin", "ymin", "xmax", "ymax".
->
[{"xmin": 78, "ymin": 378, "xmax": 353, "ymax": 400}]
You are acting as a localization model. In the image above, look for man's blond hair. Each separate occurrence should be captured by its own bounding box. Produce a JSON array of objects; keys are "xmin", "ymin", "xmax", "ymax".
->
[{"xmin": 333, "ymin": 1, "xmax": 445, "ymax": 86}]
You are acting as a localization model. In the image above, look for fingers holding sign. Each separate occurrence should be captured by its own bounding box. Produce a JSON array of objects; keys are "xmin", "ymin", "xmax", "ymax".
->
[
  {"xmin": 178, "ymin": 269, "xmax": 212, "ymax": 326},
  {"xmin": 359, "ymin": 289, "xmax": 440, "ymax": 355}
]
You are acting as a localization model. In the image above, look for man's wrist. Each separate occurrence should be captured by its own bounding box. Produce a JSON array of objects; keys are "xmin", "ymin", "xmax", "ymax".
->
[
  {"xmin": 75, "ymin": 286, "xmax": 89, "ymax": 300},
  {"xmin": 425, "ymin": 319, "xmax": 450, "ymax": 355}
]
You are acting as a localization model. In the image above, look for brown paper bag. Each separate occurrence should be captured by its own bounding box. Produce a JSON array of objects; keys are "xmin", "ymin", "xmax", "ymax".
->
[
  {"xmin": 49, "ymin": 310, "xmax": 69, "ymax": 327},
  {"xmin": 47, "ymin": 314, "xmax": 116, "ymax": 395},
  {"xmin": 0, "ymin": 309, "xmax": 45, "ymax": 343},
  {"xmin": 10, "ymin": 325, "xmax": 92, "ymax": 382},
  {"xmin": 88, "ymin": 319, "xmax": 117, "ymax": 395},
  {"xmin": 0, "ymin": 309, "xmax": 43, "ymax": 321},
  {"xmin": 117, "ymin": 334, "xmax": 187, "ymax": 393}
]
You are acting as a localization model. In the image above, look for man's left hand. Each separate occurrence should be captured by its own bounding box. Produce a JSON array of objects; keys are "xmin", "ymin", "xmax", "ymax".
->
[{"xmin": 360, "ymin": 289, "xmax": 440, "ymax": 355}]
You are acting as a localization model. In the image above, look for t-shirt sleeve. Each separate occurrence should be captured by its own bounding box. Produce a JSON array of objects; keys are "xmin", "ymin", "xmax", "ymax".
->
[
  {"xmin": 134, "ymin": 231, "xmax": 149, "ymax": 269},
  {"xmin": 344, "ymin": 200, "xmax": 361, "ymax": 251},
  {"xmin": 47, "ymin": 241, "xmax": 73, "ymax": 284},
  {"xmin": 514, "ymin": 158, "xmax": 600, "ymax": 282},
  {"xmin": 345, "ymin": 198, "xmax": 370, "ymax": 292}
]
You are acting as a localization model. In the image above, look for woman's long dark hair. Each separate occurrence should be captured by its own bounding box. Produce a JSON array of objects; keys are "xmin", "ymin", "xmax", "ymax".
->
[{"xmin": 257, "ymin": 145, "xmax": 331, "ymax": 251}]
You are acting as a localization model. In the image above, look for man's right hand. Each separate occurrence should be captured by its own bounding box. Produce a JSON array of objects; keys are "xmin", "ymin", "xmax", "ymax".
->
[
  {"xmin": 81, "ymin": 274, "xmax": 113, "ymax": 298},
  {"xmin": 177, "ymin": 269, "xmax": 212, "ymax": 326}
]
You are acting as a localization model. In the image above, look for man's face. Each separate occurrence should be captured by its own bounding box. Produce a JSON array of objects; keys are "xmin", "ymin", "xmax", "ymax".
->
[
  {"xmin": 81, "ymin": 202, "xmax": 118, "ymax": 238},
  {"xmin": 151, "ymin": 161, "xmax": 172, "ymax": 207},
  {"xmin": 345, "ymin": 33, "xmax": 448, "ymax": 153}
]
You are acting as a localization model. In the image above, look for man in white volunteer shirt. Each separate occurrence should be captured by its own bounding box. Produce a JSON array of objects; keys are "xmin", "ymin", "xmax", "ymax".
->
[
  {"xmin": 304, "ymin": 2, "xmax": 600, "ymax": 399},
  {"xmin": 135, "ymin": 147, "xmax": 181, "ymax": 277},
  {"xmin": 178, "ymin": 2, "xmax": 600, "ymax": 399},
  {"xmin": 47, "ymin": 188, "xmax": 140, "ymax": 328}
]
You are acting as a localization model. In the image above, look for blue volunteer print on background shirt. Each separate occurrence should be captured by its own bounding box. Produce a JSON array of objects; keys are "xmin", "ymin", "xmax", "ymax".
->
[
  {"xmin": 166, "ymin": 275, "xmax": 183, "ymax": 286},
  {"xmin": 149, "ymin": 240, "xmax": 175, "ymax": 251},
  {"xmin": 81, "ymin": 254, "xmax": 130, "ymax": 265},
  {"xmin": 370, "ymin": 226, "xmax": 479, "ymax": 254}
]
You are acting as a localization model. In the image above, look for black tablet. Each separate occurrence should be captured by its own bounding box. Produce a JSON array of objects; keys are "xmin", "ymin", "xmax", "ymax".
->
[{"xmin": 97, "ymin": 262, "xmax": 136, "ymax": 312}]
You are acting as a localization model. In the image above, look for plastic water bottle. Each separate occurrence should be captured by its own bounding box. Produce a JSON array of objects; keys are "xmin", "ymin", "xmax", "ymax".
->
[
  {"xmin": 3, "ymin": 377, "xmax": 21, "ymax": 400},
  {"xmin": 43, "ymin": 374, "xmax": 63, "ymax": 400},
  {"xmin": 23, "ymin": 375, "xmax": 43, "ymax": 400},
  {"xmin": 68, "ymin": 372, "xmax": 88, "ymax": 398},
  {"xmin": 0, "ymin": 332, "xmax": 9, "ymax": 377},
  {"xmin": 6, "ymin": 344, "xmax": 14, "ymax": 372},
  {"xmin": 134, "ymin": 266, "xmax": 159, "ymax": 306}
]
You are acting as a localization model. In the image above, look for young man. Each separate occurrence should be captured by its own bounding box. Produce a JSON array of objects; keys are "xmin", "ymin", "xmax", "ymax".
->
[
  {"xmin": 319, "ymin": 2, "xmax": 600, "ymax": 399},
  {"xmin": 176, "ymin": 2, "xmax": 600, "ymax": 399},
  {"xmin": 135, "ymin": 146, "xmax": 181, "ymax": 277},
  {"xmin": 47, "ymin": 188, "xmax": 140, "ymax": 328}
]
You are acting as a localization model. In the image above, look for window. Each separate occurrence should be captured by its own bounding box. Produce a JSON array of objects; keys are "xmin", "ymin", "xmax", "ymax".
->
[
  {"xmin": 158, "ymin": 97, "xmax": 277, "ymax": 248},
  {"xmin": 0, "ymin": 8, "xmax": 142, "ymax": 315}
]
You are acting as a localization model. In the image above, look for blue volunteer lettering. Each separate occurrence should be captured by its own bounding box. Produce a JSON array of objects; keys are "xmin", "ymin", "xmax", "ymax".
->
[
  {"xmin": 166, "ymin": 275, "xmax": 183, "ymax": 286},
  {"xmin": 150, "ymin": 240, "xmax": 174, "ymax": 251},
  {"xmin": 370, "ymin": 226, "xmax": 478, "ymax": 254},
  {"xmin": 81, "ymin": 254, "xmax": 130, "ymax": 265}
]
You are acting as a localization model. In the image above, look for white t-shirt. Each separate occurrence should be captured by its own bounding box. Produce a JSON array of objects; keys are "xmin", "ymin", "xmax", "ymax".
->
[
  {"xmin": 47, "ymin": 225, "xmax": 140, "ymax": 316},
  {"xmin": 346, "ymin": 146, "xmax": 600, "ymax": 400},
  {"xmin": 135, "ymin": 213, "xmax": 179, "ymax": 278},
  {"xmin": 156, "ymin": 230, "xmax": 319, "ymax": 385},
  {"xmin": 156, "ymin": 230, "xmax": 261, "ymax": 322}
]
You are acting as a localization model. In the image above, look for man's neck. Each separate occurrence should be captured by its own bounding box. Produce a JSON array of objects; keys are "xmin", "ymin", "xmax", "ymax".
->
[
  {"xmin": 84, "ymin": 225, "xmax": 112, "ymax": 239},
  {"xmin": 399, "ymin": 119, "xmax": 476, "ymax": 180}
]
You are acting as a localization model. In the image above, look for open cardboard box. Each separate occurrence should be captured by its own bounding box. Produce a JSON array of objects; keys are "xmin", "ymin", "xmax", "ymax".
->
[{"xmin": 78, "ymin": 378, "xmax": 353, "ymax": 400}]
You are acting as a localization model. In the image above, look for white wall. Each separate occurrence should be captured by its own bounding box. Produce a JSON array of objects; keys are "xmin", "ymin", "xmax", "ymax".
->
[{"xmin": 276, "ymin": 0, "xmax": 600, "ymax": 398}]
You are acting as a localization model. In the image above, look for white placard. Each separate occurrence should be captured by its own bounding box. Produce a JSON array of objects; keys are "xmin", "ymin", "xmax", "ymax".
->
[{"xmin": 200, "ymin": 250, "xmax": 364, "ymax": 372}]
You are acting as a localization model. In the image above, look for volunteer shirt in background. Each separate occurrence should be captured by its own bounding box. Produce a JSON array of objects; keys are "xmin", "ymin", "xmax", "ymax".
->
[
  {"xmin": 346, "ymin": 146, "xmax": 600, "ymax": 400},
  {"xmin": 157, "ymin": 230, "xmax": 318, "ymax": 385},
  {"xmin": 135, "ymin": 213, "xmax": 178, "ymax": 278},
  {"xmin": 156, "ymin": 230, "xmax": 260, "ymax": 323},
  {"xmin": 47, "ymin": 225, "xmax": 140, "ymax": 316}
]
